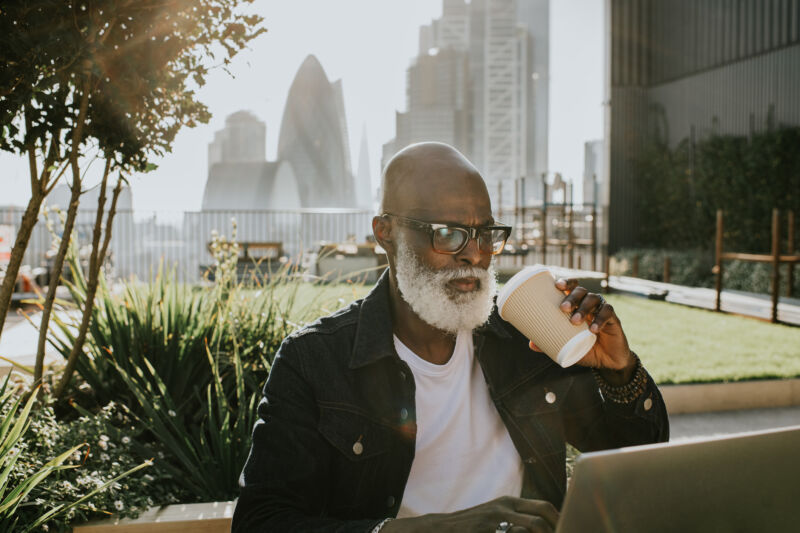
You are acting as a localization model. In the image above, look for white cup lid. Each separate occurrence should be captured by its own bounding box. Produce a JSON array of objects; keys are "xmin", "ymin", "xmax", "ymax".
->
[{"xmin": 556, "ymin": 328, "xmax": 597, "ymax": 367}]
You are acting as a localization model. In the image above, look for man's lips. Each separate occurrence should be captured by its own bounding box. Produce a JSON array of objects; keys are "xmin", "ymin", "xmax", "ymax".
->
[{"xmin": 448, "ymin": 277, "xmax": 480, "ymax": 292}]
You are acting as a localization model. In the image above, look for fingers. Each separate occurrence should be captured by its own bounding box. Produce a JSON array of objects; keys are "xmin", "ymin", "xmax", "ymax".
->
[
  {"xmin": 555, "ymin": 277, "xmax": 578, "ymax": 294},
  {"xmin": 557, "ymin": 279, "xmax": 617, "ymax": 332},
  {"xmin": 513, "ymin": 499, "xmax": 559, "ymax": 528},
  {"xmin": 505, "ymin": 513, "xmax": 555, "ymax": 533},
  {"xmin": 589, "ymin": 300, "xmax": 617, "ymax": 333}
]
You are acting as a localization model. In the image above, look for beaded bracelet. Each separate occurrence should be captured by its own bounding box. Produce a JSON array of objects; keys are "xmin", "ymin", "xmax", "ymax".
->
[
  {"xmin": 371, "ymin": 517, "xmax": 394, "ymax": 533},
  {"xmin": 591, "ymin": 352, "xmax": 647, "ymax": 404}
]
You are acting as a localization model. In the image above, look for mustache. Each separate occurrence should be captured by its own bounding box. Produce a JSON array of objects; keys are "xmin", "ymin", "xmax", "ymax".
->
[{"xmin": 438, "ymin": 265, "xmax": 490, "ymax": 281}]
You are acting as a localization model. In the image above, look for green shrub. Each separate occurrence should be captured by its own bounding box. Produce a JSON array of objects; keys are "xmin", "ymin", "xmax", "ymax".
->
[
  {"xmin": 45, "ymin": 222, "xmax": 353, "ymax": 503},
  {"xmin": 611, "ymin": 248, "xmax": 800, "ymax": 296},
  {"xmin": 9, "ymin": 396, "xmax": 176, "ymax": 532},
  {"xmin": 610, "ymin": 248, "xmax": 715, "ymax": 288},
  {"xmin": 637, "ymin": 125, "xmax": 800, "ymax": 253},
  {"xmin": 0, "ymin": 373, "xmax": 151, "ymax": 532}
]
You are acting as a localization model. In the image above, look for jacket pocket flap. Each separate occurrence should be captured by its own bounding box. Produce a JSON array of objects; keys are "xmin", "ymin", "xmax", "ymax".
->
[
  {"xmin": 318, "ymin": 407, "xmax": 390, "ymax": 461},
  {"xmin": 505, "ymin": 376, "xmax": 574, "ymax": 417}
]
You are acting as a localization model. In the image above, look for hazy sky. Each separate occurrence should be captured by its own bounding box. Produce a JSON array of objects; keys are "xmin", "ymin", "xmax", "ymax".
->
[{"xmin": 0, "ymin": 0, "xmax": 604, "ymax": 212}]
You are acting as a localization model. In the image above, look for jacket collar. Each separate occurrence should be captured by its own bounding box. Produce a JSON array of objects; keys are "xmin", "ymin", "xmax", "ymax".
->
[{"xmin": 349, "ymin": 268, "xmax": 511, "ymax": 369}]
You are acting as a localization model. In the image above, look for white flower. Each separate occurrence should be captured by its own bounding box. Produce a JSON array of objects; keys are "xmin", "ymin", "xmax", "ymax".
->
[
  {"xmin": 121, "ymin": 436, "xmax": 131, "ymax": 444},
  {"xmin": 114, "ymin": 500, "xmax": 124, "ymax": 511},
  {"xmin": 168, "ymin": 409, "xmax": 176, "ymax": 417},
  {"xmin": 98, "ymin": 440, "xmax": 108, "ymax": 450}
]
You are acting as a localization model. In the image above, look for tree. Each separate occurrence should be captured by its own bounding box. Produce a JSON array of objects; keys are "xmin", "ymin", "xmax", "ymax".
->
[{"xmin": 0, "ymin": 0, "xmax": 265, "ymax": 396}]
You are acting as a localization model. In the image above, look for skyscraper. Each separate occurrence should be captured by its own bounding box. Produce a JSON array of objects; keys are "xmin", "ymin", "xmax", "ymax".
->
[
  {"xmin": 207, "ymin": 111, "xmax": 266, "ymax": 167},
  {"xmin": 385, "ymin": 0, "xmax": 550, "ymax": 209},
  {"xmin": 278, "ymin": 55, "xmax": 355, "ymax": 208}
]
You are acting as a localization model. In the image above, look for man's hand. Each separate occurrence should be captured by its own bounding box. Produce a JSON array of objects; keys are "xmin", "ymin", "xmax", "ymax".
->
[
  {"xmin": 528, "ymin": 278, "xmax": 635, "ymax": 381},
  {"xmin": 382, "ymin": 496, "xmax": 559, "ymax": 533}
]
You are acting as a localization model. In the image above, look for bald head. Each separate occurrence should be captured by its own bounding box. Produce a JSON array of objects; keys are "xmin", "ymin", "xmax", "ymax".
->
[{"xmin": 380, "ymin": 142, "xmax": 490, "ymax": 218}]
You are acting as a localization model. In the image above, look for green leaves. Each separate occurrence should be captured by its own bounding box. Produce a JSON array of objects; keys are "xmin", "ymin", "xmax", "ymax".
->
[
  {"xmin": 42, "ymin": 226, "xmax": 349, "ymax": 502},
  {"xmin": 0, "ymin": 0, "xmax": 266, "ymax": 173},
  {"xmin": 636, "ymin": 125, "xmax": 800, "ymax": 253},
  {"xmin": 0, "ymin": 376, "xmax": 151, "ymax": 532}
]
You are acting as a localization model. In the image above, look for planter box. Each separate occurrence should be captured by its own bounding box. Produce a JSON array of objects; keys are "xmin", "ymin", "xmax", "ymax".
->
[{"xmin": 72, "ymin": 501, "xmax": 233, "ymax": 533}]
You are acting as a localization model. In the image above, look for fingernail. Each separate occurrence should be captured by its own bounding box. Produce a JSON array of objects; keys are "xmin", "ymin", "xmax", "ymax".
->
[
  {"xmin": 561, "ymin": 301, "xmax": 571, "ymax": 311},
  {"xmin": 572, "ymin": 313, "xmax": 582, "ymax": 323},
  {"xmin": 590, "ymin": 323, "xmax": 599, "ymax": 332},
  {"xmin": 556, "ymin": 278, "xmax": 566, "ymax": 286}
]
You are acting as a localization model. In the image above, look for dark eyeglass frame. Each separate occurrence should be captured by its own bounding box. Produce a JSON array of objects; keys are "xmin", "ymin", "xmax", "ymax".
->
[{"xmin": 382, "ymin": 213, "xmax": 512, "ymax": 255}]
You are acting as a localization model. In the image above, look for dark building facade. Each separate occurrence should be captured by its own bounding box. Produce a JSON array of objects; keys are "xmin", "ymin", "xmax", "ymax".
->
[{"xmin": 606, "ymin": 0, "xmax": 800, "ymax": 252}]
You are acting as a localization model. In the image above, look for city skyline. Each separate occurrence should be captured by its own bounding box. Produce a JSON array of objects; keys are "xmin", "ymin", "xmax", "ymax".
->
[{"xmin": 0, "ymin": 0, "xmax": 605, "ymax": 213}]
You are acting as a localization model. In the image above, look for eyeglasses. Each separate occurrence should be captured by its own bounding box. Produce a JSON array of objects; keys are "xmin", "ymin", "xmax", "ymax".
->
[{"xmin": 382, "ymin": 213, "xmax": 511, "ymax": 255}]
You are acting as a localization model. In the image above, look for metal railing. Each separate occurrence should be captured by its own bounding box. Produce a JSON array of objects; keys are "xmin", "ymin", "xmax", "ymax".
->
[{"xmin": 0, "ymin": 207, "xmax": 376, "ymax": 283}]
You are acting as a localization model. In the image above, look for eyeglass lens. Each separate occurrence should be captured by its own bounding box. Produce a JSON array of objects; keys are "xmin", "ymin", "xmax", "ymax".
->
[{"xmin": 432, "ymin": 227, "xmax": 506, "ymax": 254}]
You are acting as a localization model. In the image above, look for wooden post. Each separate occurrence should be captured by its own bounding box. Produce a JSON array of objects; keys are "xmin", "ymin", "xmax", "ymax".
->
[
  {"xmin": 632, "ymin": 254, "xmax": 640, "ymax": 278},
  {"xmin": 542, "ymin": 175, "xmax": 548, "ymax": 265},
  {"xmin": 664, "ymin": 255, "xmax": 671, "ymax": 284},
  {"xmin": 604, "ymin": 253, "xmax": 611, "ymax": 294},
  {"xmin": 567, "ymin": 205, "xmax": 574, "ymax": 269},
  {"xmin": 577, "ymin": 255, "xmax": 582, "ymax": 270},
  {"xmin": 520, "ymin": 177, "xmax": 527, "ymax": 244},
  {"xmin": 771, "ymin": 208, "xmax": 780, "ymax": 323},
  {"xmin": 514, "ymin": 177, "xmax": 520, "ymax": 243},
  {"xmin": 590, "ymin": 205, "xmax": 597, "ymax": 272},
  {"xmin": 788, "ymin": 210, "xmax": 795, "ymax": 298},
  {"xmin": 715, "ymin": 209, "xmax": 724, "ymax": 312}
]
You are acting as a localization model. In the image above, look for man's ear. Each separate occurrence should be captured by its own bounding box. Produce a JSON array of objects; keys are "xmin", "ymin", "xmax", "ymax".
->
[{"xmin": 372, "ymin": 215, "xmax": 394, "ymax": 255}]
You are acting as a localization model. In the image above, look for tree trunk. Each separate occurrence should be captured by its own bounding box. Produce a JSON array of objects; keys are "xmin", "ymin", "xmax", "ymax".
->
[
  {"xmin": 0, "ymin": 191, "xmax": 44, "ymax": 342},
  {"xmin": 32, "ymin": 180, "xmax": 82, "ymax": 394},
  {"xmin": 55, "ymin": 170, "xmax": 123, "ymax": 398}
]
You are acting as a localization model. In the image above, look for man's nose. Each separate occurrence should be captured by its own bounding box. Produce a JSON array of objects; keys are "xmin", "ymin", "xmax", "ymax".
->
[{"xmin": 457, "ymin": 235, "xmax": 483, "ymax": 266}]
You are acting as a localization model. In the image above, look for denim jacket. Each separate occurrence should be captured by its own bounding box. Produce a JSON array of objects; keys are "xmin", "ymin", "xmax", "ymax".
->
[{"xmin": 233, "ymin": 271, "xmax": 669, "ymax": 532}]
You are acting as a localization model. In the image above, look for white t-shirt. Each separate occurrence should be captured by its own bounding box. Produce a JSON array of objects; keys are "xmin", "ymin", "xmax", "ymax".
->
[{"xmin": 393, "ymin": 330, "xmax": 524, "ymax": 517}]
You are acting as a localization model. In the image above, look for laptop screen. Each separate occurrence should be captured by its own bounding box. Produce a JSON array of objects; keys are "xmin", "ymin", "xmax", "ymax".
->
[{"xmin": 557, "ymin": 425, "xmax": 800, "ymax": 533}]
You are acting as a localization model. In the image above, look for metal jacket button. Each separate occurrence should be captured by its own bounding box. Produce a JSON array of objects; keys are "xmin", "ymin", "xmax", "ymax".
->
[
  {"xmin": 545, "ymin": 391, "xmax": 556, "ymax": 404},
  {"xmin": 352, "ymin": 441, "xmax": 363, "ymax": 455},
  {"xmin": 644, "ymin": 397, "xmax": 653, "ymax": 411},
  {"xmin": 400, "ymin": 408, "xmax": 409, "ymax": 420}
]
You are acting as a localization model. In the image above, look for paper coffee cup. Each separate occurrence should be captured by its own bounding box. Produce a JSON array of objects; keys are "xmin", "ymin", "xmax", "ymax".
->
[{"xmin": 497, "ymin": 265, "xmax": 596, "ymax": 367}]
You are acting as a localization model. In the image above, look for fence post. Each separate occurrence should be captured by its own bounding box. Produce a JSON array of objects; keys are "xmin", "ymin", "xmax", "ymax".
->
[
  {"xmin": 771, "ymin": 208, "xmax": 781, "ymax": 323},
  {"xmin": 520, "ymin": 177, "xmax": 527, "ymax": 245},
  {"xmin": 632, "ymin": 254, "xmax": 640, "ymax": 278},
  {"xmin": 567, "ymin": 205, "xmax": 574, "ymax": 269},
  {"xmin": 591, "ymin": 205, "xmax": 597, "ymax": 271},
  {"xmin": 604, "ymin": 253, "xmax": 610, "ymax": 294},
  {"xmin": 663, "ymin": 255, "xmax": 671, "ymax": 284},
  {"xmin": 541, "ymin": 175, "xmax": 548, "ymax": 265},
  {"xmin": 788, "ymin": 210, "xmax": 795, "ymax": 298},
  {"xmin": 715, "ymin": 209, "xmax": 724, "ymax": 312}
]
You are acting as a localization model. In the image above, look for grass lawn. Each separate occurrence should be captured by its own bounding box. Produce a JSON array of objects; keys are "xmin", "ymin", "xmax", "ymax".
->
[
  {"xmin": 294, "ymin": 283, "xmax": 800, "ymax": 385},
  {"xmin": 607, "ymin": 294, "xmax": 800, "ymax": 384}
]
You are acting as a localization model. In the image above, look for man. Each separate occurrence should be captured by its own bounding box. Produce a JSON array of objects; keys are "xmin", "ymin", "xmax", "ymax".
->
[{"xmin": 233, "ymin": 142, "xmax": 669, "ymax": 532}]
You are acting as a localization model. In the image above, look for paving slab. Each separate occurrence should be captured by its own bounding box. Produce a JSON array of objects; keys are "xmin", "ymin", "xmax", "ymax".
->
[{"xmin": 669, "ymin": 405, "xmax": 800, "ymax": 441}]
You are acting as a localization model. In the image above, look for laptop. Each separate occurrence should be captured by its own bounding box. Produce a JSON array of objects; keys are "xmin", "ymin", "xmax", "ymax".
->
[{"xmin": 557, "ymin": 425, "xmax": 800, "ymax": 533}]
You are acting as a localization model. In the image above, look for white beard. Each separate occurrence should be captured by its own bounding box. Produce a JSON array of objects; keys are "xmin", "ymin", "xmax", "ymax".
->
[{"xmin": 394, "ymin": 235, "xmax": 497, "ymax": 335}]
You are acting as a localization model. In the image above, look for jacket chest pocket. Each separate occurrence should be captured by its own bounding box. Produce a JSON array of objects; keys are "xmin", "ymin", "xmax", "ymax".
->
[{"xmin": 318, "ymin": 406, "xmax": 393, "ymax": 513}]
